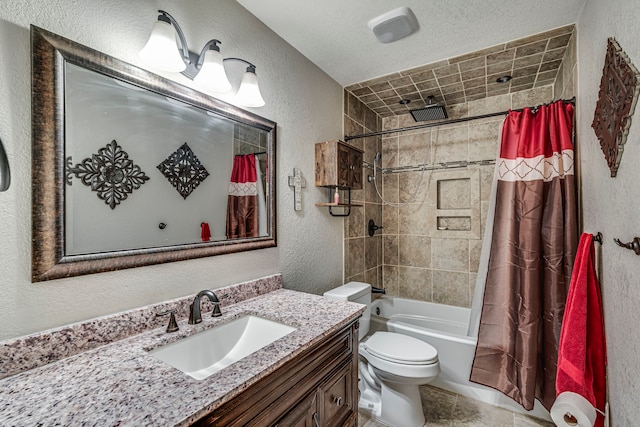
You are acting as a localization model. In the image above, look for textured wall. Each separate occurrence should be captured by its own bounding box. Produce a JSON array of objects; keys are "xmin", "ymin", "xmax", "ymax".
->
[
  {"xmin": 577, "ymin": 0, "xmax": 640, "ymax": 423},
  {"xmin": 0, "ymin": 0, "xmax": 343, "ymax": 340}
]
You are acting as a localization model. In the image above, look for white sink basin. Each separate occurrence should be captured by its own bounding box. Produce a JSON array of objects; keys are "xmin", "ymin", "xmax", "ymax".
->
[{"xmin": 149, "ymin": 315, "xmax": 296, "ymax": 380}]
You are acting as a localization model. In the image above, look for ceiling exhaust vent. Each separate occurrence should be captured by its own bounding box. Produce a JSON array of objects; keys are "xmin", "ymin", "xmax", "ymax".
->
[{"xmin": 368, "ymin": 7, "xmax": 419, "ymax": 44}]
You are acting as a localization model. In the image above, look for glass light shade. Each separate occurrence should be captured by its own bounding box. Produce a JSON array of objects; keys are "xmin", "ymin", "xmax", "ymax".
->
[
  {"xmin": 139, "ymin": 20, "xmax": 187, "ymax": 72},
  {"xmin": 234, "ymin": 70, "xmax": 266, "ymax": 107},
  {"xmin": 193, "ymin": 50, "xmax": 232, "ymax": 93}
]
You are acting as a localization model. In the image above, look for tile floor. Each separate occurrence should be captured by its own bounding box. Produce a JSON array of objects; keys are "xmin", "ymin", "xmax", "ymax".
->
[{"xmin": 358, "ymin": 385, "xmax": 555, "ymax": 427}]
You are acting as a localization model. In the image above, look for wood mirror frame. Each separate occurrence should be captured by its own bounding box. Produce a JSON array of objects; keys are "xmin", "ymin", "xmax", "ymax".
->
[{"xmin": 31, "ymin": 26, "xmax": 277, "ymax": 282}]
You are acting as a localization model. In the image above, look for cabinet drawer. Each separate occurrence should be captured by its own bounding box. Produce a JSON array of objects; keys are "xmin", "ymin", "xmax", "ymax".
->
[{"xmin": 319, "ymin": 360, "xmax": 354, "ymax": 426}]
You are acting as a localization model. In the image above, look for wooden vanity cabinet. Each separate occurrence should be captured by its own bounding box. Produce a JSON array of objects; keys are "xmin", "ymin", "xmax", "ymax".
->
[
  {"xmin": 191, "ymin": 319, "xmax": 359, "ymax": 427},
  {"xmin": 315, "ymin": 140, "xmax": 363, "ymax": 190}
]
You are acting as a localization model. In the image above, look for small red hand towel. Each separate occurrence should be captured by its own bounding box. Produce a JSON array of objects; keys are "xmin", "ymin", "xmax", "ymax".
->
[
  {"xmin": 201, "ymin": 222, "xmax": 211, "ymax": 242},
  {"xmin": 556, "ymin": 233, "xmax": 607, "ymax": 426}
]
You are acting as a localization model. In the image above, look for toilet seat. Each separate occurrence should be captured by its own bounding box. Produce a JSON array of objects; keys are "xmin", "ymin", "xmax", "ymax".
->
[
  {"xmin": 359, "ymin": 332, "xmax": 440, "ymax": 381},
  {"xmin": 362, "ymin": 332, "xmax": 438, "ymax": 365}
]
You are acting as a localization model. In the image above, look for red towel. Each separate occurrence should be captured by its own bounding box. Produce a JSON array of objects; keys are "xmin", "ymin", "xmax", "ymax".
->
[
  {"xmin": 556, "ymin": 232, "xmax": 607, "ymax": 426},
  {"xmin": 201, "ymin": 222, "xmax": 211, "ymax": 242}
]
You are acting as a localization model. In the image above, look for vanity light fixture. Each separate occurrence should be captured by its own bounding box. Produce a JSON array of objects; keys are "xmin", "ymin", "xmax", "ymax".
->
[
  {"xmin": 0, "ymin": 138, "xmax": 9, "ymax": 192},
  {"xmin": 139, "ymin": 10, "xmax": 265, "ymax": 107}
]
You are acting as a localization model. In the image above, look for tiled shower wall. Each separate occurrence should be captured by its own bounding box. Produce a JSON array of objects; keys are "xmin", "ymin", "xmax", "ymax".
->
[
  {"xmin": 343, "ymin": 92, "xmax": 383, "ymax": 287},
  {"xmin": 379, "ymin": 86, "xmax": 559, "ymax": 308},
  {"xmin": 342, "ymin": 30, "xmax": 576, "ymax": 306}
]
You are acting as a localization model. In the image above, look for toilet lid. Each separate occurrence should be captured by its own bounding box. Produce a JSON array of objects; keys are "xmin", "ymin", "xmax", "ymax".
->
[{"xmin": 362, "ymin": 332, "xmax": 438, "ymax": 365}]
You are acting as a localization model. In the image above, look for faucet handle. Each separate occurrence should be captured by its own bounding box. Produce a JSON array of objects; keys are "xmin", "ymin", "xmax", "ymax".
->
[
  {"xmin": 211, "ymin": 302, "xmax": 222, "ymax": 317},
  {"xmin": 157, "ymin": 310, "xmax": 179, "ymax": 333}
]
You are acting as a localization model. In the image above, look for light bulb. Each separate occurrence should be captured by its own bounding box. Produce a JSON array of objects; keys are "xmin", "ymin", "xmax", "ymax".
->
[
  {"xmin": 193, "ymin": 49, "xmax": 232, "ymax": 93},
  {"xmin": 139, "ymin": 20, "xmax": 186, "ymax": 72},
  {"xmin": 235, "ymin": 69, "xmax": 265, "ymax": 107}
]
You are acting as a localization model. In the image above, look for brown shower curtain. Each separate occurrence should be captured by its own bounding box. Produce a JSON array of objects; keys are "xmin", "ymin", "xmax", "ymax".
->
[
  {"xmin": 226, "ymin": 154, "xmax": 259, "ymax": 239},
  {"xmin": 470, "ymin": 100, "xmax": 578, "ymax": 411}
]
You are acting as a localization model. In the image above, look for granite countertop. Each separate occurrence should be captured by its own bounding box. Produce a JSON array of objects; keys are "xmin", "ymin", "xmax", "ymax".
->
[{"xmin": 0, "ymin": 289, "xmax": 364, "ymax": 426}]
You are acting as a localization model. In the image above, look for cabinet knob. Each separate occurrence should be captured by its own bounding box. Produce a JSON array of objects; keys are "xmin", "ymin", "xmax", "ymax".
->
[{"xmin": 334, "ymin": 396, "xmax": 343, "ymax": 406}]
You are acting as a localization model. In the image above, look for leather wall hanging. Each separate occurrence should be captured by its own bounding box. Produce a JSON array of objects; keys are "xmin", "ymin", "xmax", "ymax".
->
[{"xmin": 592, "ymin": 37, "xmax": 640, "ymax": 177}]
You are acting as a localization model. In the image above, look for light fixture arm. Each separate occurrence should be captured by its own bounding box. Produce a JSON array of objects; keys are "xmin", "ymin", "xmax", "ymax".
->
[
  {"xmin": 224, "ymin": 57, "xmax": 257, "ymax": 73},
  {"xmin": 157, "ymin": 10, "xmax": 191, "ymax": 65},
  {"xmin": 195, "ymin": 40, "xmax": 223, "ymax": 69}
]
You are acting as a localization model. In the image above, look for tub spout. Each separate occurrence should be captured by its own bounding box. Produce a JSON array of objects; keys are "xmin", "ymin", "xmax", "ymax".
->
[{"xmin": 371, "ymin": 286, "xmax": 386, "ymax": 294}]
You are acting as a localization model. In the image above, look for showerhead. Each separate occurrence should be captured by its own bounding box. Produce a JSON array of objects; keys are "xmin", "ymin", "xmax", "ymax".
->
[
  {"xmin": 368, "ymin": 152, "xmax": 382, "ymax": 182},
  {"xmin": 410, "ymin": 96, "xmax": 448, "ymax": 122}
]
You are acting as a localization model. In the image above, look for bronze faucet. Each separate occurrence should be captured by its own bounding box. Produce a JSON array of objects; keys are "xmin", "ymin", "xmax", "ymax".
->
[{"xmin": 188, "ymin": 290, "xmax": 222, "ymax": 324}]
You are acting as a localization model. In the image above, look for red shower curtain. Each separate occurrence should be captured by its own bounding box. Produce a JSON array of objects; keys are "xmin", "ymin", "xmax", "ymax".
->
[
  {"xmin": 470, "ymin": 101, "xmax": 578, "ymax": 411},
  {"xmin": 226, "ymin": 154, "xmax": 259, "ymax": 239}
]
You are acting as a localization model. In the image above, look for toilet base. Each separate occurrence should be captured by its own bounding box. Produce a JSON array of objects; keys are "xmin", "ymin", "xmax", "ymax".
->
[
  {"xmin": 359, "ymin": 380, "xmax": 426, "ymax": 427},
  {"xmin": 381, "ymin": 382, "xmax": 425, "ymax": 427}
]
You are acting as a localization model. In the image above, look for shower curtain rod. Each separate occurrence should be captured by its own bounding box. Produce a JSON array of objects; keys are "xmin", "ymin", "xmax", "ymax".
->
[
  {"xmin": 344, "ymin": 97, "xmax": 576, "ymax": 141},
  {"xmin": 235, "ymin": 151, "xmax": 266, "ymax": 156}
]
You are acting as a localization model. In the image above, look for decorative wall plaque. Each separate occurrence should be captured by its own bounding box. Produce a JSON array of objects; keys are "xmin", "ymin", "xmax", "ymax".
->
[
  {"xmin": 68, "ymin": 140, "xmax": 150, "ymax": 209},
  {"xmin": 287, "ymin": 168, "xmax": 306, "ymax": 211},
  {"xmin": 592, "ymin": 37, "xmax": 640, "ymax": 177},
  {"xmin": 157, "ymin": 142, "xmax": 210, "ymax": 199},
  {"xmin": 65, "ymin": 156, "xmax": 73, "ymax": 186}
]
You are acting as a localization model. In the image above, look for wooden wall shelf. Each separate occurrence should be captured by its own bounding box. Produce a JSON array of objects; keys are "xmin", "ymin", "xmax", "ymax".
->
[
  {"xmin": 315, "ymin": 202, "xmax": 363, "ymax": 207},
  {"xmin": 315, "ymin": 140, "xmax": 364, "ymax": 217}
]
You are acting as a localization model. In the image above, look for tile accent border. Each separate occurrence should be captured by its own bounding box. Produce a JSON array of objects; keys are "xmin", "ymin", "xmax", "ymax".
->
[{"xmin": 0, "ymin": 274, "xmax": 282, "ymax": 379}]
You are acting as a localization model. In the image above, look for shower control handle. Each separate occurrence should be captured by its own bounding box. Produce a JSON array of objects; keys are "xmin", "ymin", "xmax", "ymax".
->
[{"xmin": 368, "ymin": 219, "xmax": 383, "ymax": 237}]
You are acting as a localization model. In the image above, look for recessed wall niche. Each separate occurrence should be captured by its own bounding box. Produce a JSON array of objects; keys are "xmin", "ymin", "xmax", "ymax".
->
[{"xmin": 428, "ymin": 169, "xmax": 480, "ymax": 239}]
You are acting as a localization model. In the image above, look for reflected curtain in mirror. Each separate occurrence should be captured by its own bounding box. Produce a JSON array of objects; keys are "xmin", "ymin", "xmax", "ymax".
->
[{"xmin": 226, "ymin": 154, "xmax": 259, "ymax": 239}]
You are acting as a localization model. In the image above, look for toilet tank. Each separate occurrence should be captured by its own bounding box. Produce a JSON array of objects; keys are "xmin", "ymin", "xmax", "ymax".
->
[{"xmin": 324, "ymin": 282, "xmax": 371, "ymax": 340}]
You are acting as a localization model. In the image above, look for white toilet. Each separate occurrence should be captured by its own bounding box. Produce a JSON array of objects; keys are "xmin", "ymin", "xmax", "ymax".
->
[{"xmin": 324, "ymin": 282, "xmax": 440, "ymax": 427}]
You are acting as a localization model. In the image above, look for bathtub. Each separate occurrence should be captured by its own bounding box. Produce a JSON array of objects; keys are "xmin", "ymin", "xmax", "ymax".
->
[{"xmin": 369, "ymin": 296, "xmax": 551, "ymax": 420}]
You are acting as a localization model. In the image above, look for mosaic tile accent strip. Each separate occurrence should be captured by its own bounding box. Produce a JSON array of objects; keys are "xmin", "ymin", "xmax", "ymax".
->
[
  {"xmin": 68, "ymin": 139, "xmax": 150, "ymax": 209},
  {"xmin": 0, "ymin": 274, "xmax": 283, "ymax": 379},
  {"xmin": 157, "ymin": 142, "xmax": 210, "ymax": 199},
  {"xmin": 345, "ymin": 25, "xmax": 574, "ymax": 117}
]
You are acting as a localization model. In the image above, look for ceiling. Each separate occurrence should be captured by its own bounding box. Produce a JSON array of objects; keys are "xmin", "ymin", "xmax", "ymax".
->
[
  {"xmin": 343, "ymin": 25, "xmax": 575, "ymax": 117},
  {"xmin": 236, "ymin": 0, "xmax": 586, "ymax": 88}
]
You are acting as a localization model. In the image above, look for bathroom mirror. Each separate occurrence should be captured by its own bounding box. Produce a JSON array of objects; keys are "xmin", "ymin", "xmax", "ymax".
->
[{"xmin": 31, "ymin": 26, "xmax": 277, "ymax": 282}]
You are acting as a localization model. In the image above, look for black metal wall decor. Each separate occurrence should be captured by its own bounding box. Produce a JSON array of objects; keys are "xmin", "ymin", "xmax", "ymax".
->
[
  {"xmin": 592, "ymin": 37, "xmax": 640, "ymax": 177},
  {"xmin": 68, "ymin": 139, "xmax": 150, "ymax": 209},
  {"xmin": 156, "ymin": 142, "xmax": 210, "ymax": 199},
  {"xmin": 65, "ymin": 156, "xmax": 73, "ymax": 186}
]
